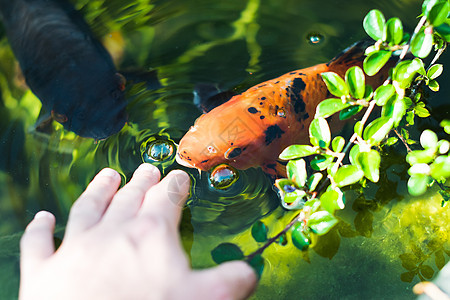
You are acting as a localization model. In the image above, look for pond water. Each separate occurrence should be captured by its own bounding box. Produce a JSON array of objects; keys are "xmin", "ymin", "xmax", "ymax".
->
[{"xmin": 0, "ymin": 0, "xmax": 449, "ymax": 298}]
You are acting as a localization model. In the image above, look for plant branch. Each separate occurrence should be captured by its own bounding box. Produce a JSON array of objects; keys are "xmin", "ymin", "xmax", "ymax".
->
[
  {"xmin": 245, "ymin": 210, "xmax": 307, "ymax": 261},
  {"xmin": 394, "ymin": 128, "xmax": 412, "ymax": 152}
]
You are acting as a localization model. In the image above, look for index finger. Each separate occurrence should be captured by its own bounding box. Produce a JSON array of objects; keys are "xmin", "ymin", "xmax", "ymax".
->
[{"xmin": 138, "ymin": 170, "xmax": 190, "ymax": 227}]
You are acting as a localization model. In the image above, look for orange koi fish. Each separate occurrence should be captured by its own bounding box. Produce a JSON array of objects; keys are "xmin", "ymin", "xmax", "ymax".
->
[{"xmin": 176, "ymin": 40, "xmax": 392, "ymax": 176}]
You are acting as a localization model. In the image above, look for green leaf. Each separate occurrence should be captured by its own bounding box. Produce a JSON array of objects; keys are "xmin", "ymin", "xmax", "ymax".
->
[
  {"xmin": 345, "ymin": 66, "xmax": 365, "ymax": 99},
  {"xmin": 291, "ymin": 223, "xmax": 311, "ymax": 250},
  {"xmin": 357, "ymin": 150, "xmax": 381, "ymax": 182},
  {"xmin": 363, "ymin": 9, "xmax": 386, "ymax": 41},
  {"xmin": 384, "ymin": 17, "xmax": 403, "ymax": 45},
  {"xmin": 428, "ymin": 79, "xmax": 439, "ymax": 91},
  {"xmin": 279, "ymin": 145, "xmax": 318, "ymax": 160},
  {"xmin": 393, "ymin": 59, "xmax": 423, "ymax": 89},
  {"xmin": 283, "ymin": 189, "xmax": 307, "ymax": 204},
  {"xmin": 406, "ymin": 149, "xmax": 436, "ymax": 165},
  {"xmin": 420, "ymin": 129, "xmax": 438, "ymax": 150},
  {"xmin": 211, "ymin": 243, "xmax": 244, "ymax": 264},
  {"xmin": 427, "ymin": 64, "xmax": 443, "ymax": 79},
  {"xmin": 386, "ymin": 137, "xmax": 398, "ymax": 146},
  {"xmin": 426, "ymin": 0, "xmax": 450, "ymax": 27},
  {"xmin": 309, "ymin": 118, "xmax": 331, "ymax": 148},
  {"xmin": 406, "ymin": 111, "xmax": 415, "ymax": 125},
  {"xmin": 363, "ymin": 85, "xmax": 374, "ymax": 100},
  {"xmin": 308, "ymin": 211, "xmax": 339, "ymax": 235},
  {"xmin": 311, "ymin": 154, "xmax": 334, "ymax": 171},
  {"xmin": 420, "ymin": 265, "xmax": 435, "ymax": 279},
  {"xmin": 363, "ymin": 117, "xmax": 394, "ymax": 145},
  {"xmin": 315, "ymin": 98, "xmax": 351, "ymax": 118},
  {"xmin": 430, "ymin": 155, "xmax": 450, "ymax": 180},
  {"xmin": 321, "ymin": 72, "xmax": 349, "ymax": 97},
  {"xmin": 374, "ymin": 84, "xmax": 396, "ymax": 106},
  {"xmin": 287, "ymin": 159, "xmax": 307, "ymax": 187},
  {"xmin": 251, "ymin": 221, "xmax": 268, "ymax": 243},
  {"xmin": 415, "ymin": 102, "xmax": 431, "ymax": 117},
  {"xmin": 438, "ymin": 140, "xmax": 450, "ymax": 154},
  {"xmin": 401, "ymin": 271, "xmax": 417, "ymax": 283},
  {"xmin": 381, "ymin": 95, "xmax": 406, "ymax": 127},
  {"xmin": 320, "ymin": 189, "xmax": 345, "ymax": 213},
  {"xmin": 247, "ymin": 254, "xmax": 265, "ymax": 279},
  {"xmin": 332, "ymin": 136, "xmax": 345, "ymax": 153},
  {"xmin": 435, "ymin": 23, "xmax": 450, "ymax": 42},
  {"xmin": 339, "ymin": 105, "xmax": 363, "ymax": 120},
  {"xmin": 407, "ymin": 174, "xmax": 430, "ymax": 196},
  {"xmin": 349, "ymin": 144, "xmax": 361, "ymax": 165},
  {"xmin": 304, "ymin": 198, "xmax": 321, "ymax": 213},
  {"xmin": 410, "ymin": 28, "xmax": 433, "ymax": 58},
  {"xmin": 441, "ymin": 119, "xmax": 450, "ymax": 134},
  {"xmin": 435, "ymin": 250, "xmax": 446, "ymax": 270},
  {"xmin": 354, "ymin": 121, "xmax": 363, "ymax": 137},
  {"xmin": 334, "ymin": 165, "xmax": 364, "ymax": 187},
  {"xmin": 363, "ymin": 50, "xmax": 392, "ymax": 76},
  {"xmin": 307, "ymin": 173, "xmax": 323, "ymax": 192}
]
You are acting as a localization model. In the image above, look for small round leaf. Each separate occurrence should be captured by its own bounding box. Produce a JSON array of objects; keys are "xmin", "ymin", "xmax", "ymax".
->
[
  {"xmin": 356, "ymin": 150, "xmax": 381, "ymax": 182},
  {"xmin": 384, "ymin": 17, "xmax": 403, "ymax": 45},
  {"xmin": 316, "ymin": 98, "xmax": 351, "ymax": 118},
  {"xmin": 211, "ymin": 243, "xmax": 244, "ymax": 264},
  {"xmin": 251, "ymin": 221, "xmax": 268, "ymax": 243},
  {"xmin": 410, "ymin": 29, "xmax": 433, "ymax": 58},
  {"xmin": 334, "ymin": 165, "xmax": 364, "ymax": 187},
  {"xmin": 321, "ymin": 72, "xmax": 349, "ymax": 97},
  {"xmin": 363, "ymin": 50, "xmax": 392, "ymax": 76},
  {"xmin": 363, "ymin": 9, "xmax": 386, "ymax": 41},
  {"xmin": 345, "ymin": 66, "xmax": 365, "ymax": 99}
]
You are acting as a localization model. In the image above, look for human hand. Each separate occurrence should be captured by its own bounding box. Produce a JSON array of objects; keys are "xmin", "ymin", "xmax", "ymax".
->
[{"xmin": 19, "ymin": 163, "xmax": 257, "ymax": 300}]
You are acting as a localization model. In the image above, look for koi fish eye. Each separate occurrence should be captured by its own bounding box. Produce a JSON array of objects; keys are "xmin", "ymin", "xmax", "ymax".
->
[
  {"xmin": 224, "ymin": 147, "xmax": 242, "ymax": 159},
  {"xmin": 51, "ymin": 110, "xmax": 68, "ymax": 123}
]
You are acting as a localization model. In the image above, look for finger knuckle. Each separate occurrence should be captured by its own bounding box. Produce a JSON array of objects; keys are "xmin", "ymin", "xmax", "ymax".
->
[{"xmin": 140, "ymin": 214, "xmax": 170, "ymax": 234}]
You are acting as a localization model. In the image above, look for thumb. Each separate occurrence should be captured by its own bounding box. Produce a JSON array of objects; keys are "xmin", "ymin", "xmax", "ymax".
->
[{"xmin": 186, "ymin": 261, "xmax": 257, "ymax": 300}]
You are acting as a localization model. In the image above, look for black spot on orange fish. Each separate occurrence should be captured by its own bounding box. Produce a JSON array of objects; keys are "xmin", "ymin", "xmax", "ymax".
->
[
  {"xmin": 264, "ymin": 125, "xmax": 285, "ymax": 145},
  {"xmin": 248, "ymin": 107, "xmax": 258, "ymax": 114},
  {"xmin": 261, "ymin": 97, "xmax": 266, "ymax": 100},
  {"xmin": 201, "ymin": 159, "xmax": 209, "ymax": 164},
  {"xmin": 260, "ymin": 115, "xmax": 265, "ymax": 119},
  {"xmin": 303, "ymin": 112, "xmax": 309, "ymax": 120},
  {"xmin": 289, "ymin": 78, "xmax": 307, "ymax": 114}
]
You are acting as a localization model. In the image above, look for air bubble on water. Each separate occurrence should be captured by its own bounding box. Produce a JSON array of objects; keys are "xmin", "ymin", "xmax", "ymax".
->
[
  {"xmin": 144, "ymin": 140, "xmax": 174, "ymax": 162},
  {"xmin": 307, "ymin": 33, "xmax": 324, "ymax": 45},
  {"xmin": 209, "ymin": 164, "xmax": 239, "ymax": 189}
]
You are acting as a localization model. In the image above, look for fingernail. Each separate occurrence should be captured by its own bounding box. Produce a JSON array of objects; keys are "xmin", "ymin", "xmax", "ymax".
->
[
  {"xmin": 138, "ymin": 163, "xmax": 158, "ymax": 173},
  {"xmin": 34, "ymin": 211, "xmax": 54, "ymax": 220},
  {"xmin": 99, "ymin": 168, "xmax": 119, "ymax": 178},
  {"xmin": 168, "ymin": 169, "xmax": 188, "ymax": 178}
]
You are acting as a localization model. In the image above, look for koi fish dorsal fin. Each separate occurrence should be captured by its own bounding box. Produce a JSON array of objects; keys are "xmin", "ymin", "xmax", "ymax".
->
[
  {"xmin": 193, "ymin": 83, "xmax": 236, "ymax": 113},
  {"xmin": 326, "ymin": 39, "xmax": 374, "ymax": 70}
]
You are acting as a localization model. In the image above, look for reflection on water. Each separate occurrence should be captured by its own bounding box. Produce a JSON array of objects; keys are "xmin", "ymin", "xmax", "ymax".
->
[{"xmin": 0, "ymin": 0, "xmax": 449, "ymax": 299}]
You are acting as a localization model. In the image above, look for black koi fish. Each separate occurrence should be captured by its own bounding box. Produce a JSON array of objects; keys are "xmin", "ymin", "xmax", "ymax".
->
[{"xmin": 0, "ymin": 0, "xmax": 128, "ymax": 139}]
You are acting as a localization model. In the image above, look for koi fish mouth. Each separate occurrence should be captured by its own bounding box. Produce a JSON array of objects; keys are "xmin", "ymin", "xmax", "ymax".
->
[{"xmin": 176, "ymin": 152, "xmax": 195, "ymax": 169}]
